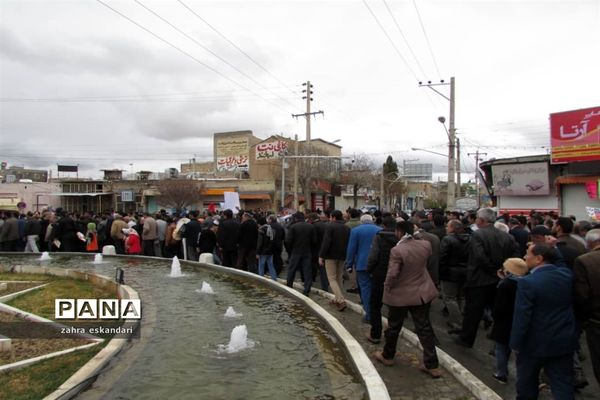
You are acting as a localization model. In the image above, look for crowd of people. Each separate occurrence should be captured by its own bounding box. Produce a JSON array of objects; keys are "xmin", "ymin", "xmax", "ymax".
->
[{"xmin": 0, "ymin": 205, "xmax": 599, "ymax": 398}]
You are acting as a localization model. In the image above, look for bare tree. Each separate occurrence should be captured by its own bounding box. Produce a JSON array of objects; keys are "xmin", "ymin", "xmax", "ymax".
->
[
  {"xmin": 341, "ymin": 154, "xmax": 378, "ymax": 208},
  {"xmin": 155, "ymin": 179, "xmax": 204, "ymax": 211}
]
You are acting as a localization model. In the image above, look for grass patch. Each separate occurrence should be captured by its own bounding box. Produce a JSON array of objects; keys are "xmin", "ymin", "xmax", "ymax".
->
[
  {"xmin": 0, "ymin": 273, "xmax": 51, "ymax": 282},
  {"xmin": 0, "ymin": 272, "xmax": 123, "ymax": 399},
  {"xmin": 0, "ymin": 343, "xmax": 107, "ymax": 400},
  {"xmin": 6, "ymin": 274, "xmax": 118, "ymax": 320}
]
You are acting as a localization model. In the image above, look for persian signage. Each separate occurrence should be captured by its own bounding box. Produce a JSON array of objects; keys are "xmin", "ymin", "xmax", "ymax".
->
[
  {"xmin": 550, "ymin": 106, "xmax": 600, "ymax": 163},
  {"xmin": 491, "ymin": 162, "xmax": 550, "ymax": 196},
  {"xmin": 255, "ymin": 140, "xmax": 289, "ymax": 160},
  {"xmin": 216, "ymin": 138, "xmax": 249, "ymax": 172}
]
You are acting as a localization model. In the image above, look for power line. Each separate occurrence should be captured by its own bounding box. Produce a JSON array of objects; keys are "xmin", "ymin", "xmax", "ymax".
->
[
  {"xmin": 412, "ymin": 0, "xmax": 442, "ymax": 78},
  {"xmin": 134, "ymin": 0, "xmax": 300, "ymax": 111},
  {"xmin": 361, "ymin": 0, "xmax": 420, "ymax": 82},
  {"xmin": 94, "ymin": 0, "xmax": 290, "ymax": 113},
  {"xmin": 382, "ymin": 0, "xmax": 429, "ymax": 78},
  {"xmin": 177, "ymin": 0, "xmax": 296, "ymax": 95}
]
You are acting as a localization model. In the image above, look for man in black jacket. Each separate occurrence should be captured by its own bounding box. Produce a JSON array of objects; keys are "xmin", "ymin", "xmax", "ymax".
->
[
  {"xmin": 451, "ymin": 207, "xmax": 517, "ymax": 348},
  {"xmin": 217, "ymin": 209, "xmax": 240, "ymax": 268},
  {"xmin": 182, "ymin": 210, "xmax": 202, "ymax": 261},
  {"xmin": 268, "ymin": 214, "xmax": 286, "ymax": 275},
  {"xmin": 286, "ymin": 212, "xmax": 317, "ymax": 296},
  {"xmin": 319, "ymin": 210, "xmax": 351, "ymax": 310},
  {"xmin": 439, "ymin": 219, "xmax": 471, "ymax": 317},
  {"xmin": 237, "ymin": 212, "xmax": 258, "ymax": 273},
  {"xmin": 366, "ymin": 215, "xmax": 397, "ymax": 343},
  {"xmin": 309, "ymin": 212, "xmax": 329, "ymax": 291}
]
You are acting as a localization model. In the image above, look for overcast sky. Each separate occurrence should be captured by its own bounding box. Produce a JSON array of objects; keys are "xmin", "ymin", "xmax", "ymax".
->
[{"xmin": 1, "ymin": 0, "xmax": 599, "ymax": 180}]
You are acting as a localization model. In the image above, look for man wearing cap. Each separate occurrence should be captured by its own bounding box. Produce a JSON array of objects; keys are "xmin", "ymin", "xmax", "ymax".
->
[
  {"xmin": 574, "ymin": 229, "xmax": 600, "ymax": 386},
  {"xmin": 511, "ymin": 243, "xmax": 577, "ymax": 399}
]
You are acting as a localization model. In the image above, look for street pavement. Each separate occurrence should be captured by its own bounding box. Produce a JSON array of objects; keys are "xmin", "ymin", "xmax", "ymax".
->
[{"xmin": 286, "ymin": 265, "xmax": 600, "ymax": 400}]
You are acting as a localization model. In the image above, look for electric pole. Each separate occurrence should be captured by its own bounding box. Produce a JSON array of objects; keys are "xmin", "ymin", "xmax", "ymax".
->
[
  {"xmin": 456, "ymin": 137, "xmax": 461, "ymax": 197},
  {"xmin": 419, "ymin": 77, "xmax": 457, "ymax": 210},
  {"xmin": 468, "ymin": 149, "xmax": 487, "ymax": 208},
  {"xmin": 291, "ymin": 81, "xmax": 324, "ymax": 211}
]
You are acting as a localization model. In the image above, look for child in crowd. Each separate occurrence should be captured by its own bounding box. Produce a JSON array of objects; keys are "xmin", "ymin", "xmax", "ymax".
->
[{"xmin": 490, "ymin": 257, "xmax": 528, "ymax": 383}]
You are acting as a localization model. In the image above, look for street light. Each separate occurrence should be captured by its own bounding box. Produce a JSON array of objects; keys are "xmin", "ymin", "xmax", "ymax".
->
[{"xmin": 411, "ymin": 147, "xmax": 448, "ymax": 158}]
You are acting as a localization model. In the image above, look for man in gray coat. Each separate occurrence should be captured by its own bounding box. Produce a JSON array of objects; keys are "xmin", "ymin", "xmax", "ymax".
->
[{"xmin": 373, "ymin": 220, "xmax": 441, "ymax": 378}]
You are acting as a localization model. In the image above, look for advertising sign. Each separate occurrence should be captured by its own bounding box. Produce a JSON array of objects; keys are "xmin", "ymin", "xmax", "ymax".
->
[
  {"xmin": 255, "ymin": 140, "xmax": 289, "ymax": 160},
  {"xmin": 550, "ymin": 106, "xmax": 600, "ymax": 163},
  {"xmin": 216, "ymin": 138, "xmax": 249, "ymax": 172},
  {"xmin": 492, "ymin": 162, "xmax": 550, "ymax": 196}
]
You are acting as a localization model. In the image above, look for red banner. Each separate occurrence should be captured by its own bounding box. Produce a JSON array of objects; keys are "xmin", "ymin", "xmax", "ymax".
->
[{"xmin": 550, "ymin": 106, "xmax": 600, "ymax": 163}]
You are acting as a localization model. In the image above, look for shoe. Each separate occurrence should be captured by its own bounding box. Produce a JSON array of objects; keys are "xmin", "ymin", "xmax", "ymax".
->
[
  {"xmin": 492, "ymin": 374, "xmax": 507, "ymax": 384},
  {"xmin": 346, "ymin": 287, "xmax": 359, "ymax": 294},
  {"xmin": 574, "ymin": 371, "xmax": 589, "ymax": 389},
  {"xmin": 419, "ymin": 364, "xmax": 442, "ymax": 379},
  {"xmin": 442, "ymin": 306, "xmax": 449, "ymax": 317},
  {"xmin": 366, "ymin": 333, "xmax": 381, "ymax": 344},
  {"xmin": 373, "ymin": 351, "xmax": 394, "ymax": 366},
  {"xmin": 361, "ymin": 316, "xmax": 370, "ymax": 324},
  {"xmin": 451, "ymin": 336, "xmax": 473, "ymax": 348}
]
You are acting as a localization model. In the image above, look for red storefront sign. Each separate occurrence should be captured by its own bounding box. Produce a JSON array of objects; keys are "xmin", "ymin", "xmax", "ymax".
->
[{"xmin": 550, "ymin": 106, "xmax": 600, "ymax": 163}]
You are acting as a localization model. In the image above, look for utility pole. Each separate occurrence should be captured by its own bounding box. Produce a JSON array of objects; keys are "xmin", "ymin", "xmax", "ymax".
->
[
  {"xmin": 293, "ymin": 134, "xmax": 299, "ymax": 210},
  {"xmin": 292, "ymin": 81, "xmax": 324, "ymax": 211},
  {"xmin": 380, "ymin": 163, "xmax": 385, "ymax": 211},
  {"xmin": 419, "ymin": 77, "xmax": 457, "ymax": 210},
  {"xmin": 456, "ymin": 137, "xmax": 461, "ymax": 197},
  {"xmin": 468, "ymin": 149, "xmax": 487, "ymax": 208}
]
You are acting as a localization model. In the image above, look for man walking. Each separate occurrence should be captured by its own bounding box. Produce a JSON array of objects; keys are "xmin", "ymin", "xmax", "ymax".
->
[
  {"xmin": 373, "ymin": 221, "xmax": 441, "ymax": 378},
  {"xmin": 345, "ymin": 214, "xmax": 381, "ymax": 322},
  {"xmin": 141, "ymin": 212, "xmax": 157, "ymax": 257},
  {"xmin": 237, "ymin": 212, "xmax": 258, "ymax": 273},
  {"xmin": 319, "ymin": 210, "xmax": 351, "ymax": 310},
  {"xmin": 574, "ymin": 229, "xmax": 600, "ymax": 386},
  {"xmin": 217, "ymin": 209, "xmax": 240, "ymax": 268},
  {"xmin": 366, "ymin": 215, "xmax": 397, "ymax": 343},
  {"xmin": 511, "ymin": 243, "xmax": 577, "ymax": 399},
  {"xmin": 451, "ymin": 207, "xmax": 516, "ymax": 348},
  {"xmin": 286, "ymin": 212, "xmax": 316, "ymax": 296}
]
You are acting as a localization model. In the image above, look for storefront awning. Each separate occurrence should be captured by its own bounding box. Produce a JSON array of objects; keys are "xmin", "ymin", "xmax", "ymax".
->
[
  {"xmin": 200, "ymin": 188, "xmax": 236, "ymax": 196},
  {"xmin": 47, "ymin": 192, "xmax": 113, "ymax": 196},
  {"xmin": 555, "ymin": 175, "xmax": 600, "ymax": 185},
  {"xmin": 239, "ymin": 193, "xmax": 271, "ymax": 200},
  {"xmin": 0, "ymin": 198, "xmax": 19, "ymax": 211}
]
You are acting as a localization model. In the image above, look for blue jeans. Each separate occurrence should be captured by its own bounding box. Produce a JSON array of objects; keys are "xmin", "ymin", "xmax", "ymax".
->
[
  {"xmin": 258, "ymin": 254, "xmax": 277, "ymax": 280},
  {"xmin": 495, "ymin": 342, "xmax": 512, "ymax": 378},
  {"xmin": 286, "ymin": 253, "xmax": 312, "ymax": 295},
  {"xmin": 357, "ymin": 270, "xmax": 371, "ymax": 321}
]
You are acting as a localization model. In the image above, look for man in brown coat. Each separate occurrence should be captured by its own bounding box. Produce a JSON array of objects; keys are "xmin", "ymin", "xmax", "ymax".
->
[
  {"xmin": 373, "ymin": 220, "xmax": 441, "ymax": 378},
  {"xmin": 574, "ymin": 229, "xmax": 600, "ymax": 386}
]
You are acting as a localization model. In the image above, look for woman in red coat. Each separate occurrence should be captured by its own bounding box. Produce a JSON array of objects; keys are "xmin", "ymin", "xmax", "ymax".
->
[{"xmin": 124, "ymin": 228, "xmax": 142, "ymax": 255}]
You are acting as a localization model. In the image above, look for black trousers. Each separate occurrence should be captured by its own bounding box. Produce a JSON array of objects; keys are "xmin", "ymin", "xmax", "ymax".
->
[
  {"xmin": 460, "ymin": 283, "xmax": 497, "ymax": 346},
  {"xmin": 383, "ymin": 302, "xmax": 439, "ymax": 369},
  {"xmin": 237, "ymin": 247, "xmax": 257, "ymax": 273},
  {"xmin": 587, "ymin": 320, "xmax": 600, "ymax": 386},
  {"xmin": 273, "ymin": 248, "xmax": 284, "ymax": 275},
  {"xmin": 143, "ymin": 240, "xmax": 155, "ymax": 256},
  {"xmin": 221, "ymin": 250, "xmax": 238, "ymax": 268},
  {"xmin": 370, "ymin": 276, "xmax": 385, "ymax": 339}
]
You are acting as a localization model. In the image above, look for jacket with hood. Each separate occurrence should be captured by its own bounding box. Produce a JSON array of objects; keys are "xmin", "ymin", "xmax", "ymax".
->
[
  {"xmin": 439, "ymin": 232, "xmax": 471, "ymax": 282},
  {"xmin": 366, "ymin": 230, "xmax": 397, "ymax": 279}
]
